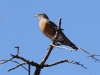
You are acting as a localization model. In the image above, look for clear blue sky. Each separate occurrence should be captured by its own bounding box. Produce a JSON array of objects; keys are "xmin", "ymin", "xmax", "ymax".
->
[{"xmin": 0, "ymin": 0, "xmax": 100, "ymax": 75}]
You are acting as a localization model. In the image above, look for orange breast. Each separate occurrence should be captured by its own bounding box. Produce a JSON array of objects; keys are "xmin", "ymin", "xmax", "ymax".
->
[{"xmin": 39, "ymin": 19, "xmax": 56, "ymax": 39}]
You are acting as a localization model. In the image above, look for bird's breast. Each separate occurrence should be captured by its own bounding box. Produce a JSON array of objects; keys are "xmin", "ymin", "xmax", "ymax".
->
[{"xmin": 39, "ymin": 19, "xmax": 56, "ymax": 39}]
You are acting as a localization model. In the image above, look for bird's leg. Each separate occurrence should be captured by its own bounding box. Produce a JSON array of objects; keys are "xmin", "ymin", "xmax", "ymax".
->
[
  {"xmin": 51, "ymin": 38, "xmax": 59, "ymax": 46},
  {"xmin": 54, "ymin": 42, "xmax": 60, "ymax": 46}
]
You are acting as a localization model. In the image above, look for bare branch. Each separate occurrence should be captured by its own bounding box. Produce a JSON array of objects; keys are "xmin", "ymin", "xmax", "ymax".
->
[
  {"xmin": 39, "ymin": 44, "xmax": 54, "ymax": 65},
  {"xmin": 0, "ymin": 58, "xmax": 14, "ymax": 64},
  {"xmin": 0, "ymin": 59, "xmax": 28, "ymax": 71},
  {"xmin": 88, "ymin": 55, "xmax": 100, "ymax": 62},
  {"xmin": 10, "ymin": 54, "xmax": 39, "ymax": 67},
  {"xmin": 28, "ymin": 64, "xmax": 31, "ymax": 75},
  {"xmin": 78, "ymin": 46, "xmax": 100, "ymax": 62},
  {"xmin": 44, "ymin": 59, "xmax": 87, "ymax": 69}
]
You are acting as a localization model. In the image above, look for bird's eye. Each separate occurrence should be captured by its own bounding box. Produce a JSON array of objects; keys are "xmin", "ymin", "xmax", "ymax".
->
[
  {"xmin": 38, "ymin": 14, "xmax": 42, "ymax": 16},
  {"xmin": 38, "ymin": 14, "xmax": 40, "ymax": 15}
]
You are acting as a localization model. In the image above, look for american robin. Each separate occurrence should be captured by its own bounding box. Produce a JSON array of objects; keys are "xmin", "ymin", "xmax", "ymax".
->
[{"xmin": 35, "ymin": 13, "xmax": 78, "ymax": 50}]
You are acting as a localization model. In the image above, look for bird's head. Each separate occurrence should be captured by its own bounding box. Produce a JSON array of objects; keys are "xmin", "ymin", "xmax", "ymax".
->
[{"xmin": 34, "ymin": 13, "xmax": 49, "ymax": 20}]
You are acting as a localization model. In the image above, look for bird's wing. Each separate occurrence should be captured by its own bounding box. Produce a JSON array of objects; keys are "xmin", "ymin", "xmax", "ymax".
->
[
  {"xmin": 48, "ymin": 20, "xmax": 71, "ymax": 44},
  {"xmin": 48, "ymin": 20, "xmax": 78, "ymax": 49},
  {"xmin": 48, "ymin": 20, "xmax": 57, "ymax": 29}
]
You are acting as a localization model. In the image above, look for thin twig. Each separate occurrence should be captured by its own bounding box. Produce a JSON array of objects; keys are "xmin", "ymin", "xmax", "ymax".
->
[
  {"xmin": 58, "ymin": 18, "xmax": 62, "ymax": 28},
  {"xmin": 10, "ymin": 60, "xmax": 28, "ymax": 71},
  {"xmin": 8, "ymin": 62, "xmax": 26, "ymax": 72},
  {"xmin": 15, "ymin": 46, "xmax": 19, "ymax": 55}
]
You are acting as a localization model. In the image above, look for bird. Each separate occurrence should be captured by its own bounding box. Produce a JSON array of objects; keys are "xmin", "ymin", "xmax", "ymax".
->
[{"xmin": 35, "ymin": 13, "xmax": 78, "ymax": 50}]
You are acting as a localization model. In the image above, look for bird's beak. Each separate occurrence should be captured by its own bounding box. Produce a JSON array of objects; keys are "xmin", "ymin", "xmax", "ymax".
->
[{"xmin": 34, "ymin": 14, "xmax": 38, "ymax": 17}]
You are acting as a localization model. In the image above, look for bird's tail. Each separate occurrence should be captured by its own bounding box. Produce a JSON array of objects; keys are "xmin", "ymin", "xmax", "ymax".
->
[
  {"xmin": 58, "ymin": 37, "xmax": 78, "ymax": 50},
  {"xmin": 58, "ymin": 40, "xmax": 78, "ymax": 50},
  {"xmin": 57, "ymin": 31, "xmax": 78, "ymax": 50},
  {"xmin": 69, "ymin": 43, "xmax": 78, "ymax": 50}
]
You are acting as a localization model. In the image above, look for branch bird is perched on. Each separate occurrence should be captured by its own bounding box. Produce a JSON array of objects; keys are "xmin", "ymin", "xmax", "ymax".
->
[{"xmin": 35, "ymin": 13, "xmax": 78, "ymax": 50}]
